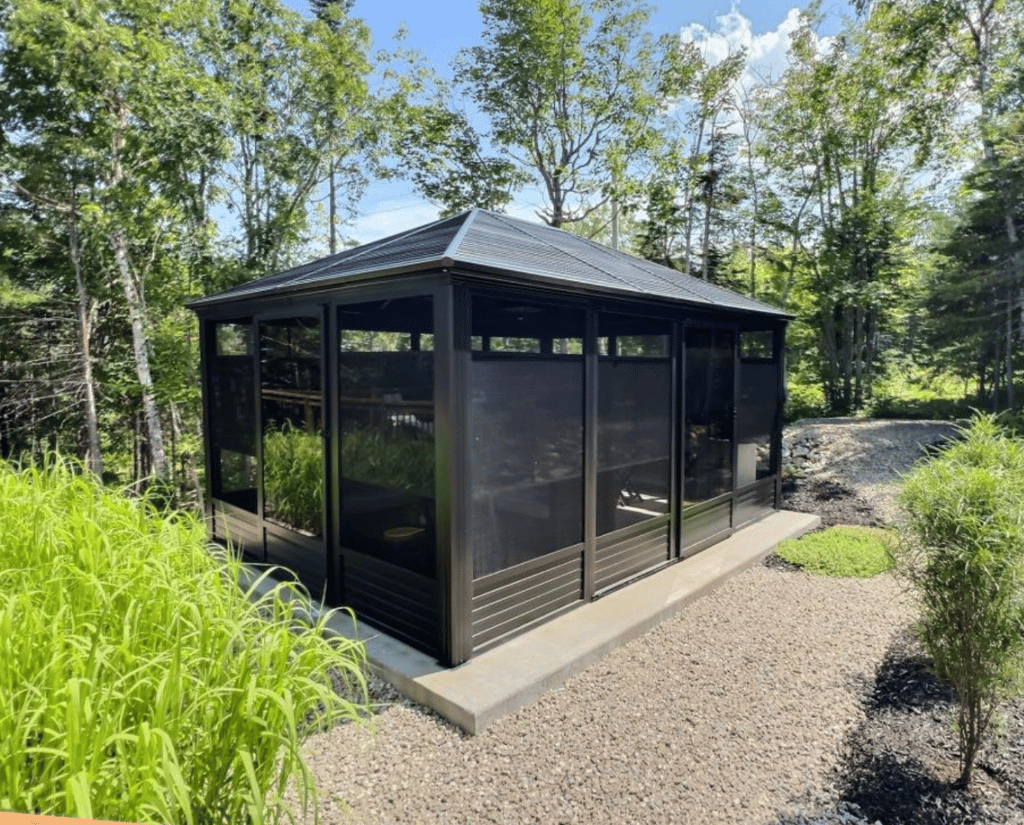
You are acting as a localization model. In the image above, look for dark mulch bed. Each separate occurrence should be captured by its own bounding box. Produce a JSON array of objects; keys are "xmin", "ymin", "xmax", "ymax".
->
[
  {"xmin": 766, "ymin": 476, "xmax": 1024, "ymax": 824},
  {"xmin": 836, "ymin": 628, "xmax": 1024, "ymax": 824},
  {"xmin": 780, "ymin": 475, "xmax": 881, "ymax": 528}
]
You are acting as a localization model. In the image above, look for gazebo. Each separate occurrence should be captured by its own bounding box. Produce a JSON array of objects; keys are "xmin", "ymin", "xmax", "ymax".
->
[{"xmin": 189, "ymin": 209, "xmax": 789, "ymax": 666}]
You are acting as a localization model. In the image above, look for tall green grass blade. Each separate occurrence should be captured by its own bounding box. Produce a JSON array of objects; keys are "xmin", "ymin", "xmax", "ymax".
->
[{"xmin": 0, "ymin": 458, "xmax": 369, "ymax": 823}]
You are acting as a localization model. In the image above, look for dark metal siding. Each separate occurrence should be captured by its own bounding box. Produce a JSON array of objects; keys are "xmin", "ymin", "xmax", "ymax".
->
[
  {"xmin": 595, "ymin": 516, "xmax": 671, "ymax": 593},
  {"xmin": 265, "ymin": 522, "xmax": 325, "ymax": 594},
  {"xmin": 211, "ymin": 500, "xmax": 263, "ymax": 557},
  {"xmin": 682, "ymin": 497, "xmax": 733, "ymax": 555},
  {"xmin": 734, "ymin": 477, "xmax": 777, "ymax": 530},
  {"xmin": 471, "ymin": 544, "xmax": 584, "ymax": 653},
  {"xmin": 342, "ymin": 550, "xmax": 439, "ymax": 654}
]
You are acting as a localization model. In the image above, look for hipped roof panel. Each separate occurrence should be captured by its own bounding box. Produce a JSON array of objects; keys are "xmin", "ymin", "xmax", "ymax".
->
[{"xmin": 189, "ymin": 209, "xmax": 788, "ymax": 318}]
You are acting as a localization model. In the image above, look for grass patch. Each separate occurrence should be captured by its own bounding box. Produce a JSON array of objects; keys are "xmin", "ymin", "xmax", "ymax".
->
[
  {"xmin": 776, "ymin": 525, "xmax": 895, "ymax": 577},
  {"xmin": 0, "ymin": 459, "xmax": 367, "ymax": 824}
]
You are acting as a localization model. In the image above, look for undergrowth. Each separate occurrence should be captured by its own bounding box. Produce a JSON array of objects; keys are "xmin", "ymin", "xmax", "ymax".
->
[
  {"xmin": 0, "ymin": 459, "xmax": 367, "ymax": 824},
  {"xmin": 776, "ymin": 525, "xmax": 895, "ymax": 577}
]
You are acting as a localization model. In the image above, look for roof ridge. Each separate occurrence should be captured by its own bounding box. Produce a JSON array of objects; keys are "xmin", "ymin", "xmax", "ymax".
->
[
  {"xmin": 499, "ymin": 213, "xmax": 780, "ymax": 313},
  {"xmin": 631, "ymin": 253, "xmax": 783, "ymax": 312},
  {"xmin": 486, "ymin": 213, "xmax": 643, "ymax": 294},
  {"xmin": 442, "ymin": 208, "xmax": 478, "ymax": 260},
  {"xmin": 540, "ymin": 224, "xmax": 712, "ymax": 303},
  {"xmin": 284, "ymin": 212, "xmax": 462, "ymax": 288}
]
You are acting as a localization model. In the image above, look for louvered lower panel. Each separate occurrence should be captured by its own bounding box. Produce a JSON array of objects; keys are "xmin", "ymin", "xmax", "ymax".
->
[
  {"xmin": 683, "ymin": 499, "xmax": 732, "ymax": 550},
  {"xmin": 343, "ymin": 551, "xmax": 438, "ymax": 654},
  {"xmin": 734, "ymin": 478, "xmax": 777, "ymax": 529},
  {"xmin": 212, "ymin": 500, "xmax": 263, "ymax": 558},
  {"xmin": 472, "ymin": 546, "xmax": 583, "ymax": 652},
  {"xmin": 265, "ymin": 522, "xmax": 325, "ymax": 594},
  {"xmin": 595, "ymin": 518, "xmax": 671, "ymax": 593}
]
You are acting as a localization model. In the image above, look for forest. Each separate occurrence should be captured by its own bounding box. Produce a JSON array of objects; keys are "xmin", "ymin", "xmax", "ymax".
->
[{"xmin": 0, "ymin": 0, "xmax": 1021, "ymax": 502}]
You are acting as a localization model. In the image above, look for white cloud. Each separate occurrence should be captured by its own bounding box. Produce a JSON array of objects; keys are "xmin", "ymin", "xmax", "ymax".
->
[{"xmin": 678, "ymin": 5, "xmax": 814, "ymax": 92}]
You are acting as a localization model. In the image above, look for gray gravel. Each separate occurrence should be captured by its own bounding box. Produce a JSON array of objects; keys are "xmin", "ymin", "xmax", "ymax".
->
[
  {"xmin": 782, "ymin": 418, "xmax": 960, "ymax": 525},
  {"xmin": 296, "ymin": 567, "xmax": 913, "ymax": 825}
]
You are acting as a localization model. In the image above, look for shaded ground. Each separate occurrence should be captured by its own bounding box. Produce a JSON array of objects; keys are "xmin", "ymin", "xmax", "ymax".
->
[
  {"xmin": 771, "ymin": 462, "xmax": 1024, "ymax": 825},
  {"xmin": 836, "ymin": 629, "xmax": 1024, "ymax": 825},
  {"xmin": 781, "ymin": 475, "xmax": 880, "ymax": 528}
]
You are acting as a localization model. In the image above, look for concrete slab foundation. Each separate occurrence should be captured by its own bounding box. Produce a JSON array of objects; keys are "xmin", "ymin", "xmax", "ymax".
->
[{"xmin": 246, "ymin": 509, "xmax": 820, "ymax": 734}]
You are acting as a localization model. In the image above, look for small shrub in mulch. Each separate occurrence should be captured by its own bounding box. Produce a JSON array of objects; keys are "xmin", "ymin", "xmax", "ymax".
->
[{"xmin": 837, "ymin": 628, "xmax": 1024, "ymax": 824}]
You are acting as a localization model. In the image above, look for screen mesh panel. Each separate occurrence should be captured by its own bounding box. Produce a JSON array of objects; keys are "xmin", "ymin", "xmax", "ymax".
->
[
  {"xmin": 338, "ymin": 297, "xmax": 436, "ymax": 578},
  {"xmin": 208, "ymin": 320, "xmax": 257, "ymax": 511},
  {"xmin": 684, "ymin": 328, "xmax": 734, "ymax": 505},
  {"xmin": 260, "ymin": 316, "xmax": 324, "ymax": 536},
  {"xmin": 737, "ymin": 359, "xmax": 780, "ymax": 483},
  {"xmin": 469, "ymin": 296, "xmax": 585, "ymax": 579}
]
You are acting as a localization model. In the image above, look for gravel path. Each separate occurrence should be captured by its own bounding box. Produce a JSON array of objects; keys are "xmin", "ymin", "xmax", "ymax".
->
[
  {"xmin": 290, "ymin": 419, "xmax": 966, "ymax": 824},
  {"xmin": 299, "ymin": 569, "xmax": 914, "ymax": 825}
]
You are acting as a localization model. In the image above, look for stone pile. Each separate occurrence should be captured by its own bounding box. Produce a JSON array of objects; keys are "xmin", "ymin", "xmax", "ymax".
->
[{"xmin": 783, "ymin": 433, "xmax": 823, "ymax": 474}]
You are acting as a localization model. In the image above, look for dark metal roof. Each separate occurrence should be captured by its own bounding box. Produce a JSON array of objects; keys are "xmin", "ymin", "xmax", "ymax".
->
[{"xmin": 189, "ymin": 209, "xmax": 788, "ymax": 318}]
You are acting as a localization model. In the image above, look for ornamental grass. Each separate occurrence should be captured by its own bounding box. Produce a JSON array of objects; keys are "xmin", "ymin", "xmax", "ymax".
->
[{"xmin": 0, "ymin": 460, "xmax": 367, "ymax": 824}]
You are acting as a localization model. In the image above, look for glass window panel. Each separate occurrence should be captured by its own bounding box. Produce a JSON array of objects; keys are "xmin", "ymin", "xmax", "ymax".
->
[
  {"xmin": 260, "ymin": 316, "xmax": 323, "ymax": 536},
  {"xmin": 616, "ymin": 335, "xmax": 670, "ymax": 357},
  {"xmin": 216, "ymin": 322, "xmax": 253, "ymax": 356},
  {"xmin": 483, "ymin": 336, "xmax": 541, "ymax": 353},
  {"xmin": 740, "ymin": 330, "xmax": 774, "ymax": 360},
  {"xmin": 684, "ymin": 328, "xmax": 734, "ymax": 505},
  {"xmin": 737, "ymin": 360, "xmax": 781, "ymax": 484},
  {"xmin": 597, "ymin": 314, "xmax": 672, "ymax": 536},
  {"xmin": 209, "ymin": 320, "xmax": 257, "ymax": 512},
  {"xmin": 469, "ymin": 296, "xmax": 585, "ymax": 578},
  {"xmin": 338, "ymin": 297, "xmax": 435, "ymax": 578}
]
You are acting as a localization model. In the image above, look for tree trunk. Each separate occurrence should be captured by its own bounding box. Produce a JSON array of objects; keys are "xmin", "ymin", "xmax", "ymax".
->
[
  {"xmin": 1006, "ymin": 285, "xmax": 1015, "ymax": 410},
  {"xmin": 105, "ymin": 101, "xmax": 167, "ymax": 481},
  {"xmin": 68, "ymin": 209, "xmax": 103, "ymax": 479},
  {"xmin": 329, "ymin": 165, "xmax": 338, "ymax": 255},
  {"xmin": 110, "ymin": 225, "xmax": 168, "ymax": 480}
]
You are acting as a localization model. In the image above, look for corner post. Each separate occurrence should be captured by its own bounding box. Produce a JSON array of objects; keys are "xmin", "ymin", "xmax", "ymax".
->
[{"xmin": 435, "ymin": 281, "xmax": 472, "ymax": 665}]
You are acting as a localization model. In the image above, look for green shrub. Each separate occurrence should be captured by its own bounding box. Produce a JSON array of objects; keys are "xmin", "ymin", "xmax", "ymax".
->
[
  {"xmin": 0, "ymin": 460, "xmax": 367, "ymax": 824},
  {"xmin": 776, "ymin": 526, "xmax": 895, "ymax": 577},
  {"xmin": 784, "ymin": 380, "xmax": 827, "ymax": 423},
  {"xmin": 895, "ymin": 415, "xmax": 1024, "ymax": 788}
]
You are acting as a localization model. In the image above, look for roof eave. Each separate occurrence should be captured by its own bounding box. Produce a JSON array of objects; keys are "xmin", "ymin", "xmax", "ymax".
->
[{"xmin": 186, "ymin": 257, "xmax": 455, "ymax": 311}]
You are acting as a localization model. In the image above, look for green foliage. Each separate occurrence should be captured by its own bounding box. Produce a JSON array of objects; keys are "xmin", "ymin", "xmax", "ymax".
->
[
  {"xmin": 894, "ymin": 415, "xmax": 1024, "ymax": 787},
  {"xmin": 776, "ymin": 526, "xmax": 895, "ymax": 577},
  {"xmin": 263, "ymin": 425, "xmax": 325, "ymax": 535},
  {"xmin": 456, "ymin": 0, "xmax": 662, "ymax": 227},
  {"xmin": 0, "ymin": 459, "xmax": 367, "ymax": 823},
  {"xmin": 341, "ymin": 428, "xmax": 434, "ymax": 497},
  {"xmin": 784, "ymin": 380, "xmax": 828, "ymax": 423}
]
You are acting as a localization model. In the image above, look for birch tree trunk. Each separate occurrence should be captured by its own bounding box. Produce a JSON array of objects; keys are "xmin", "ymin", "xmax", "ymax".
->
[
  {"xmin": 109, "ymin": 224, "xmax": 168, "ymax": 480},
  {"xmin": 68, "ymin": 211, "xmax": 103, "ymax": 478}
]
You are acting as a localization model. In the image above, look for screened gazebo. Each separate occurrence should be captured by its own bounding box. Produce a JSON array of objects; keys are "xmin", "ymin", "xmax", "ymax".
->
[{"xmin": 190, "ymin": 209, "xmax": 789, "ymax": 666}]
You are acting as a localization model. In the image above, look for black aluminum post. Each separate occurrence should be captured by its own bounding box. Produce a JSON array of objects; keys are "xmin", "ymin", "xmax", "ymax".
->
[
  {"xmin": 326, "ymin": 303, "xmax": 341, "ymax": 601},
  {"xmin": 435, "ymin": 282, "xmax": 472, "ymax": 665},
  {"xmin": 198, "ymin": 318, "xmax": 214, "ymax": 520},
  {"xmin": 583, "ymin": 308, "xmax": 597, "ymax": 600},
  {"xmin": 253, "ymin": 317, "xmax": 266, "ymax": 562},
  {"xmin": 669, "ymin": 319, "xmax": 682, "ymax": 557}
]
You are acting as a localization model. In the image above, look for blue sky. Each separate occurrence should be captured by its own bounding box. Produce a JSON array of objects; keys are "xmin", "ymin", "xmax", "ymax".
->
[{"xmin": 283, "ymin": 0, "xmax": 853, "ymax": 245}]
